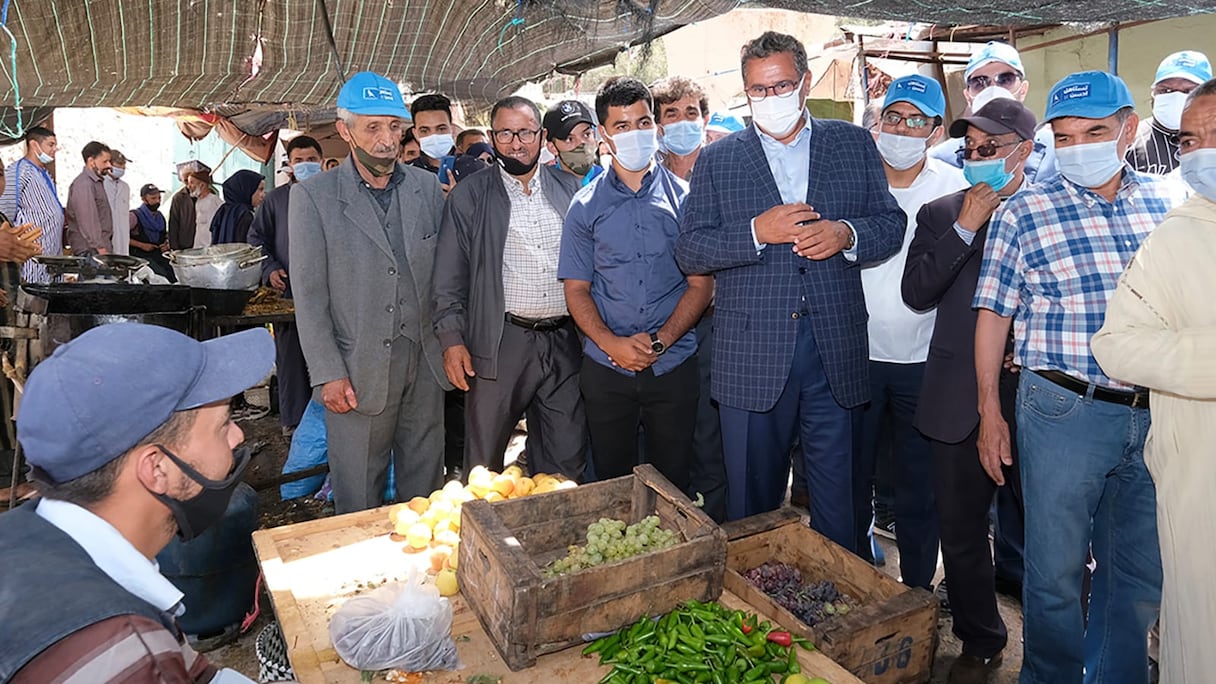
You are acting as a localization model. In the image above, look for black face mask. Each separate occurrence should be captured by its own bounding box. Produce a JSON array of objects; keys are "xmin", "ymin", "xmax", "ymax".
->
[
  {"xmin": 493, "ymin": 141, "xmax": 539, "ymax": 177},
  {"xmin": 146, "ymin": 202, "xmax": 161, "ymax": 212},
  {"xmin": 151, "ymin": 444, "xmax": 251, "ymax": 541}
]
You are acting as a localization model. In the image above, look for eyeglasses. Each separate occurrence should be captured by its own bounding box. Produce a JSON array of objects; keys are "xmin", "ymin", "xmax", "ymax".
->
[
  {"xmin": 492, "ymin": 128, "xmax": 540, "ymax": 144},
  {"xmin": 966, "ymin": 71, "xmax": 1022, "ymax": 93},
  {"xmin": 881, "ymin": 111, "xmax": 935, "ymax": 130},
  {"xmin": 963, "ymin": 139, "xmax": 1022, "ymax": 159},
  {"xmin": 746, "ymin": 76, "xmax": 804, "ymax": 102},
  {"xmin": 1152, "ymin": 84, "xmax": 1196, "ymax": 96}
]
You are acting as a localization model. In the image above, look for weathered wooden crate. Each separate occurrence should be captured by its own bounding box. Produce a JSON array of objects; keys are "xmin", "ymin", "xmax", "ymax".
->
[
  {"xmin": 723, "ymin": 510, "xmax": 939, "ymax": 684},
  {"xmin": 458, "ymin": 463, "xmax": 727, "ymax": 671}
]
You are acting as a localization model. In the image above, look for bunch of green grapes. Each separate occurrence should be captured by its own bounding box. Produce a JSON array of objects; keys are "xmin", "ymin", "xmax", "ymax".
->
[{"xmin": 545, "ymin": 515, "xmax": 680, "ymax": 577}]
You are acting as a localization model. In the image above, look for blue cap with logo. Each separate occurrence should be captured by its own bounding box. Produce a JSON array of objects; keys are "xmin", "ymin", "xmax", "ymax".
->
[
  {"xmin": 883, "ymin": 74, "xmax": 947, "ymax": 118},
  {"xmin": 1154, "ymin": 51, "xmax": 1213, "ymax": 86},
  {"xmin": 965, "ymin": 42, "xmax": 1025, "ymax": 80},
  {"xmin": 337, "ymin": 71, "xmax": 411, "ymax": 119},
  {"xmin": 18, "ymin": 323, "xmax": 275, "ymax": 485},
  {"xmin": 1044, "ymin": 71, "xmax": 1135, "ymax": 122},
  {"xmin": 706, "ymin": 111, "xmax": 745, "ymax": 134}
]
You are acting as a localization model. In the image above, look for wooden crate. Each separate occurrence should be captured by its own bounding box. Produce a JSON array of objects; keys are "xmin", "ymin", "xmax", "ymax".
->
[
  {"xmin": 723, "ymin": 510, "xmax": 939, "ymax": 684},
  {"xmin": 458, "ymin": 463, "xmax": 727, "ymax": 671}
]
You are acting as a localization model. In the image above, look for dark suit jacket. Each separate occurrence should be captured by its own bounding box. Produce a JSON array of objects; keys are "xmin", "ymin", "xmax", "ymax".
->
[
  {"xmin": 902, "ymin": 189, "xmax": 987, "ymax": 443},
  {"xmin": 675, "ymin": 119, "xmax": 905, "ymax": 411},
  {"xmin": 248, "ymin": 183, "xmax": 292, "ymax": 297}
]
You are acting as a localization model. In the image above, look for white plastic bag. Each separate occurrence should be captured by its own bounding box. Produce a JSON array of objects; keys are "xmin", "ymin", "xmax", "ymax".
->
[{"xmin": 328, "ymin": 571, "xmax": 460, "ymax": 672}]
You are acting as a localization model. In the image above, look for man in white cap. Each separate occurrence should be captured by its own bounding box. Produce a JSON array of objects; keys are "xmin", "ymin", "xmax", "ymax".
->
[
  {"xmin": 1094, "ymin": 76, "xmax": 1216, "ymax": 684},
  {"xmin": 290, "ymin": 71, "xmax": 451, "ymax": 514},
  {"xmin": 0, "ymin": 323, "xmax": 274, "ymax": 683},
  {"xmin": 1126, "ymin": 50, "xmax": 1213, "ymax": 174},
  {"xmin": 931, "ymin": 41, "xmax": 1058, "ymax": 185}
]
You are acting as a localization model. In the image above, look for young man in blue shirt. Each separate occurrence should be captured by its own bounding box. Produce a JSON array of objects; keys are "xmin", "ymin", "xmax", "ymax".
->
[{"xmin": 559, "ymin": 77, "xmax": 713, "ymax": 491}]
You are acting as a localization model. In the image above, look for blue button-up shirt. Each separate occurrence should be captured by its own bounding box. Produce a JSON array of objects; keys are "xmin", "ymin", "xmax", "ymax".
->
[{"xmin": 558, "ymin": 163, "xmax": 695, "ymax": 376}]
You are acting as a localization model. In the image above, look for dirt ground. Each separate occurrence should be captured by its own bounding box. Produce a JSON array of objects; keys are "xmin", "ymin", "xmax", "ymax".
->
[{"xmin": 211, "ymin": 399, "xmax": 1025, "ymax": 683}]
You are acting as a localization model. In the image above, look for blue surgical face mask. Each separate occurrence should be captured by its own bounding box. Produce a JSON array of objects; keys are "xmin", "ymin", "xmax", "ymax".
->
[
  {"xmin": 1055, "ymin": 126, "xmax": 1128, "ymax": 189},
  {"xmin": 963, "ymin": 155, "xmax": 1016, "ymax": 192},
  {"xmin": 418, "ymin": 133, "xmax": 454, "ymax": 160},
  {"xmin": 1180, "ymin": 148, "xmax": 1216, "ymax": 203},
  {"xmin": 109, "ymin": 167, "xmax": 126, "ymax": 180},
  {"xmin": 608, "ymin": 128, "xmax": 659, "ymax": 172},
  {"xmin": 661, "ymin": 120, "xmax": 704, "ymax": 156},
  {"xmin": 292, "ymin": 161, "xmax": 323, "ymax": 182},
  {"xmin": 36, "ymin": 151, "xmax": 53, "ymax": 164}
]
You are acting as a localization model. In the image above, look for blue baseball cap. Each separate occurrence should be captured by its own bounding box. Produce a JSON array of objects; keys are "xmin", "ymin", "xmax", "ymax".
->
[
  {"xmin": 1154, "ymin": 51, "xmax": 1213, "ymax": 86},
  {"xmin": 18, "ymin": 323, "xmax": 275, "ymax": 485},
  {"xmin": 965, "ymin": 42, "xmax": 1025, "ymax": 80},
  {"xmin": 337, "ymin": 71, "xmax": 411, "ymax": 119},
  {"xmin": 706, "ymin": 111, "xmax": 745, "ymax": 134},
  {"xmin": 883, "ymin": 74, "xmax": 946, "ymax": 118},
  {"xmin": 1044, "ymin": 71, "xmax": 1135, "ymax": 122}
]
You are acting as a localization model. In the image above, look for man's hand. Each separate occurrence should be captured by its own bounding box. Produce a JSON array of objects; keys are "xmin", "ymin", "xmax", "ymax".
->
[
  {"xmin": 754, "ymin": 203, "xmax": 819, "ymax": 245},
  {"xmin": 977, "ymin": 412, "xmax": 1013, "ymax": 485},
  {"xmin": 442, "ymin": 344, "xmax": 476, "ymax": 391},
  {"xmin": 269, "ymin": 269, "xmax": 288, "ymax": 293},
  {"xmin": 604, "ymin": 333, "xmax": 655, "ymax": 372},
  {"xmin": 321, "ymin": 378, "xmax": 359, "ymax": 414},
  {"xmin": 1003, "ymin": 351, "xmax": 1020, "ymax": 374},
  {"xmin": 440, "ymin": 169, "xmax": 456, "ymax": 195},
  {"xmin": 159, "ymin": 242, "xmax": 170, "ymax": 253},
  {"xmin": 0, "ymin": 228, "xmax": 39, "ymax": 264},
  {"xmin": 956, "ymin": 183, "xmax": 1002, "ymax": 233},
  {"xmin": 792, "ymin": 220, "xmax": 852, "ymax": 260}
]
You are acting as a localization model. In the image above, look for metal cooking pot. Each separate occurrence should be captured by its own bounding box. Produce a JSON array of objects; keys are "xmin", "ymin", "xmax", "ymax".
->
[
  {"xmin": 169, "ymin": 243, "xmax": 266, "ymax": 290},
  {"xmin": 33, "ymin": 254, "xmax": 149, "ymax": 281}
]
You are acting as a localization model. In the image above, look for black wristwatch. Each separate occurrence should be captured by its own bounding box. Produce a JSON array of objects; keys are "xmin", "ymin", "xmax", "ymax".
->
[{"xmin": 649, "ymin": 332, "xmax": 667, "ymax": 355}]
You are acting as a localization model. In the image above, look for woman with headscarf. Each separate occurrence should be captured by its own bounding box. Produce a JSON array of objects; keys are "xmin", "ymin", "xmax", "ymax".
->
[{"xmin": 209, "ymin": 170, "xmax": 265, "ymax": 245}]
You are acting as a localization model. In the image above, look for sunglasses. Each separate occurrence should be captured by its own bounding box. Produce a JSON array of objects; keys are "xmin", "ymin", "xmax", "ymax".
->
[
  {"xmin": 880, "ymin": 111, "xmax": 935, "ymax": 130},
  {"xmin": 966, "ymin": 71, "xmax": 1022, "ymax": 93},
  {"xmin": 963, "ymin": 139, "xmax": 1022, "ymax": 159}
]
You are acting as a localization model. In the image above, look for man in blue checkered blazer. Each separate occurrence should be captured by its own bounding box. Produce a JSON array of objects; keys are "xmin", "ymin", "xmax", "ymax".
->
[{"xmin": 675, "ymin": 32, "xmax": 904, "ymax": 549}]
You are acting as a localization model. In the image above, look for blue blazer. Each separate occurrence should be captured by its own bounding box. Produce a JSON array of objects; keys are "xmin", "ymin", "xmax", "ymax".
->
[{"xmin": 675, "ymin": 119, "xmax": 905, "ymax": 412}]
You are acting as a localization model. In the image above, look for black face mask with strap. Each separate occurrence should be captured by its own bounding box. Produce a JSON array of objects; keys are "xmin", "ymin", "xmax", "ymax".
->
[{"xmin": 149, "ymin": 444, "xmax": 251, "ymax": 541}]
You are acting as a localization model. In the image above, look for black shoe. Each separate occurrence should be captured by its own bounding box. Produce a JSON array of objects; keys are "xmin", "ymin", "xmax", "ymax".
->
[
  {"xmin": 789, "ymin": 488, "xmax": 809, "ymax": 511},
  {"xmin": 947, "ymin": 652, "xmax": 1003, "ymax": 684},
  {"xmin": 874, "ymin": 513, "xmax": 896, "ymax": 540},
  {"xmin": 933, "ymin": 580, "xmax": 951, "ymax": 615}
]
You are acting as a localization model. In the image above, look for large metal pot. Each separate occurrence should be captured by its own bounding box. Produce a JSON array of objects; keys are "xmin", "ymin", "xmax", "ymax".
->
[{"xmin": 169, "ymin": 244, "xmax": 266, "ymax": 290}]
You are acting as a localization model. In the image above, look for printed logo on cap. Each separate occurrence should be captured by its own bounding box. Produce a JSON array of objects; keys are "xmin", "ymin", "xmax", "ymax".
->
[
  {"xmin": 903, "ymin": 80, "xmax": 929, "ymax": 94},
  {"xmin": 561, "ymin": 102, "xmax": 578, "ymax": 114},
  {"xmin": 1054, "ymin": 83, "xmax": 1091, "ymax": 103},
  {"xmin": 362, "ymin": 86, "xmax": 397, "ymax": 102}
]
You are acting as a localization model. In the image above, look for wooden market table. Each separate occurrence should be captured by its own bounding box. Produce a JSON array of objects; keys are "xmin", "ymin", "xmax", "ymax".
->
[{"xmin": 253, "ymin": 506, "xmax": 863, "ymax": 684}]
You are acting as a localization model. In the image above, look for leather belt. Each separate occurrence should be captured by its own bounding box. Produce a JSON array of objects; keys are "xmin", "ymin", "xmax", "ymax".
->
[
  {"xmin": 505, "ymin": 313, "xmax": 570, "ymax": 332},
  {"xmin": 1035, "ymin": 370, "xmax": 1149, "ymax": 409}
]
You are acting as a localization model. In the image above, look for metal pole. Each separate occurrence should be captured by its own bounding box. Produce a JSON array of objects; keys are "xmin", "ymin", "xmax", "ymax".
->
[{"xmin": 1108, "ymin": 22, "xmax": 1120, "ymax": 75}]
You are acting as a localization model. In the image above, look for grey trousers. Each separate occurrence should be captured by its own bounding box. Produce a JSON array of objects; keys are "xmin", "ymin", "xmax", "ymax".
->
[
  {"xmin": 464, "ymin": 321, "xmax": 587, "ymax": 480},
  {"xmin": 325, "ymin": 336, "xmax": 444, "ymax": 514}
]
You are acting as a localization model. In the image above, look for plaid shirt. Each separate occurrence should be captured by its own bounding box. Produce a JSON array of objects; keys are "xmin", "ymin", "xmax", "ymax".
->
[{"xmin": 974, "ymin": 169, "xmax": 1187, "ymax": 389}]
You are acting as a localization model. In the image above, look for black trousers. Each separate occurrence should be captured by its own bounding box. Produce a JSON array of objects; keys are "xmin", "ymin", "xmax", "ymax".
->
[
  {"xmin": 581, "ymin": 355, "xmax": 698, "ymax": 492},
  {"xmin": 932, "ymin": 371, "xmax": 1023, "ymax": 658},
  {"xmin": 274, "ymin": 322, "xmax": 311, "ymax": 429},
  {"xmin": 464, "ymin": 321, "xmax": 586, "ymax": 480}
]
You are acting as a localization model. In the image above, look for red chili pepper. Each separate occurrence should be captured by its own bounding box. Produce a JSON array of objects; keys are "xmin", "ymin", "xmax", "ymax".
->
[
  {"xmin": 766, "ymin": 631, "xmax": 793, "ymax": 647},
  {"xmin": 741, "ymin": 624, "xmax": 753, "ymax": 634}
]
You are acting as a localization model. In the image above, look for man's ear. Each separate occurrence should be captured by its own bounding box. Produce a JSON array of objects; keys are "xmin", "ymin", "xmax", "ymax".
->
[
  {"xmin": 132, "ymin": 445, "xmax": 172, "ymax": 496},
  {"xmin": 335, "ymin": 119, "xmax": 352, "ymax": 144}
]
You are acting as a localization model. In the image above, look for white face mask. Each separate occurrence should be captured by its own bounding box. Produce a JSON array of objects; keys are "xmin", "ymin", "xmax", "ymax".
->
[
  {"xmin": 1055, "ymin": 125, "xmax": 1128, "ymax": 189},
  {"xmin": 1152, "ymin": 91, "xmax": 1189, "ymax": 131},
  {"xmin": 608, "ymin": 128, "xmax": 659, "ymax": 172},
  {"xmin": 748, "ymin": 76, "xmax": 805, "ymax": 138},
  {"xmin": 876, "ymin": 131, "xmax": 929, "ymax": 171},
  {"xmin": 971, "ymin": 85, "xmax": 1017, "ymax": 113},
  {"xmin": 418, "ymin": 133, "xmax": 454, "ymax": 160},
  {"xmin": 1180, "ymin": 148, "xmax": 1216, "ymax": 203}
]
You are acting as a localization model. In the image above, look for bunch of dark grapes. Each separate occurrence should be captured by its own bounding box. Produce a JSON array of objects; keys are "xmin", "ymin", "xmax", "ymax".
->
[{"xmin": 743, "ymin": 562, "xmax": 857, "ymax": 626}]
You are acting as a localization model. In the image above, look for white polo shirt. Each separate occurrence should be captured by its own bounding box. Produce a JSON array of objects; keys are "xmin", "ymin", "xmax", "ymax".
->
[{"xmin": 861, "ymin": 157, "xmax": 967, "ymax": 364}]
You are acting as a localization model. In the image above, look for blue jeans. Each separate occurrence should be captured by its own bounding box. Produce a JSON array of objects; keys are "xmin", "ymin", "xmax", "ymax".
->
[{"xmin": 1017, "ymin": 371, "xmax": 1161, "ymax": 684}]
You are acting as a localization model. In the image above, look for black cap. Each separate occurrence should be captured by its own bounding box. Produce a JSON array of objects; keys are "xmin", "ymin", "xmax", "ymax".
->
[
  {"xmin": 949, "ymin": 99, "xmax": 1038, "ymax": 141},
  {"xmin": 543, "ymin": 100, "xmax": 596, "ymax": 142},
  {"xmin": 140, "ymin": 183, "xmax": 162, "ymax": 197}
]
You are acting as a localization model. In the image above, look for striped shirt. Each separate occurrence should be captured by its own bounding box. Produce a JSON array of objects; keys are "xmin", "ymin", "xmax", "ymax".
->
[
  {"xmin": 0, "ymin": 158, "xmax": 64, "ymax": 283},
  {"xmin": 974, "ymin": 168, "xmax": 1186, "ymax": 389},
  {"xmin": 1125, "ymin": 118, "xmax": 1180, "ymax": 175},
  {"xmin": 500, "ymin": 167, "xmax": 568, "ymax": 319}
]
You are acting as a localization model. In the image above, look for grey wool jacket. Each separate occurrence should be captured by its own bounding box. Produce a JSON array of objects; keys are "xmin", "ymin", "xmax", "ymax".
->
[
  {"xmin": 432, "ymin": 164, "xmax": 580, "ymax": 380},
  {"xmin": 289, "ymin": 158, "xmax": 452, "ymax": 415}
]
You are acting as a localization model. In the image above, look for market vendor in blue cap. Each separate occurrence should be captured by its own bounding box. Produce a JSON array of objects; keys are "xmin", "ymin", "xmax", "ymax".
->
[
  {"xmin": 289, "ymin": 71, "xmax": 451, "ymax": 514},
  {"xmin": 972, "ymin": 70, "xmax": 1188, "ymax": 683},
  {"xmin": 0, "ymin": 323, "xmax": 274, "ymax": 682}
]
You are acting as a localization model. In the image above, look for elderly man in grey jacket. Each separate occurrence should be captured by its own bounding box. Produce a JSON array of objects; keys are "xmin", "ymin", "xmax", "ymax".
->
[
  {"xmin": 290, "ymin": 72, "xmax": 451, "ymax": 514},
  {"xmin": 433, "ymin": 95, "xmax": 586, "ymax": 480}
]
